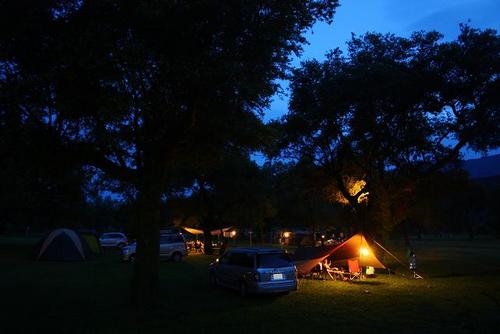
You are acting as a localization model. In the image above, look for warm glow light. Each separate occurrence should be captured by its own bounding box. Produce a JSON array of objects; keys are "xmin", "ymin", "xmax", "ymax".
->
[
  {"xmin": 360, "ymin": 247, "xmax": 369, "ymax": 256},
  {"xmin": 332, "ymin": 178, "xmax": 369, "ymax": 205},
  {"xmin": 349, "ymin": 179, "xmax": 367, "ymax": 197},
  {"xmin": 357, "ymin": 192, "xmax": 369, "ymax": 203},
  {"xmin": 283, "ymin": 232, "xmax": 291, "ymax": 238},
  {"xmin": 230, "ymin": 230, "xmax": 237, "ymax": 237}
]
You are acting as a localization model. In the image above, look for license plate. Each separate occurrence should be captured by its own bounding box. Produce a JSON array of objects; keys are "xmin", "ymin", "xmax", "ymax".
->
[{"xmin": 272, "ymin": 273, "xmax": 284, "ymax": 280}]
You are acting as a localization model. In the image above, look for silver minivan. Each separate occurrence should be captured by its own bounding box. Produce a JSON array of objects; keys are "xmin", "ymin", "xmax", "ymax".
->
[
  {"xmin": 209, "ymin": 247, "xmax": 297, "ymax": 296},
  {"xmin": 121, "ymin": 233, "xmax": 187, "ymax": 263}
]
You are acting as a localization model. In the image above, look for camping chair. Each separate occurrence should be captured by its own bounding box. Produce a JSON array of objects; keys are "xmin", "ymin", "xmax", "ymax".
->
[
  {"xmin": 347, "ymin": 259, "xmax": 362, "ymax": 280},
  {"xmin": 322, "ymin": 261, "xmax": 334, "ymax": 280},
  {"xmin": 322, "ymin": 260, "xmax": 343, "ymax": 280},
  {"xmin": 325, "ymin": 264, "xmax": 344, "ymax": 280}
]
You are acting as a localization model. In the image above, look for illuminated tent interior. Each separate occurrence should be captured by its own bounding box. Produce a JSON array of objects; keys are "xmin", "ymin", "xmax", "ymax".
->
[
  {"xmin": 180, "ymin": 226, "xmax": 235, "ymax": 237},
  {"xmin": 330, "ymin": 233, "xmax": 385, "ymax": 269},
  {"xmin": 293, "ymin": 233, "xmax": 386, "ymax": 275}
]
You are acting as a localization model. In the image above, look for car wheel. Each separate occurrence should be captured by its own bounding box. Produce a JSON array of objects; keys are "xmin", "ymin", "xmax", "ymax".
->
[
  {"xmin": 239, "ymin": 282, "xmax": 248, "ymax": 297},
  {"xmin": 171, "ymin": 252, "xmax": 182, "ymax": 262},
  {"xmin": 209, "ymin": 273, "xmax": 218, "ymax": 287},
  {"xmin": 129, "ymin": 254, "xmax": 136, "ymax": 264}
]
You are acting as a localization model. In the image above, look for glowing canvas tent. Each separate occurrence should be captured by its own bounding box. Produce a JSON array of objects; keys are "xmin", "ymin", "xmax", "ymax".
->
[
  {"xmin": 329, "ymin": 233, "xmax": 385, "ymax": 269},
  {"xmin": 181, "ymin": 227, "xmax": 204, "ymax": 235},
  {"xmin": 180, "ymin": 226, "xmax": 235, "ymax": 236},
  {"xmin": 293, "ymin": 233, "xmax": 386, "ymax": 275},
  {"xmin": 293, "ymin": 245, "xmax": 338, "ymax": 275},
  {"xmin": 210, "ymin": 227, "xmax": 235, "ymax": 237}
]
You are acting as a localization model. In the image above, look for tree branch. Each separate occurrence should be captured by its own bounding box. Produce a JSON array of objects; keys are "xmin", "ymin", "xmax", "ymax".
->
[
  {"xmin": 424, "ymin": 137, "xmax": 468, "ymax": 176},
  {"xmin": 70, "ymin": 143, "xmax": 139, "ymax": 182}
]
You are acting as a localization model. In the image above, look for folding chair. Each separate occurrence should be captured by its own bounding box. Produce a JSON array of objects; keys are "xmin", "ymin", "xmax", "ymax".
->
[
  {"xmin": 326, "ymin": 266, "xmax": 344, "ymax": 280},
  {"xmin": 347, "ymin": 259, "xmax": 362, "ymax": 280}
]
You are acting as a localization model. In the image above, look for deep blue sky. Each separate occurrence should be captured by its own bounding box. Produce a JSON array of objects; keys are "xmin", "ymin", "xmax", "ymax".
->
[{"xmin": 264, "ymin": 0, "xmax": 500, "ymax": 159}]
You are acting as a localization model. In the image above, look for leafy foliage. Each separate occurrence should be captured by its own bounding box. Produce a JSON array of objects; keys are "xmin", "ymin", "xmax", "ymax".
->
[
  {"xmin": 280, "ymin": 26, "xmax": 500, "ymax": 236},
  {"xmin": 0, "ymin": 0, "xmax": 339, "ymax": 306}
]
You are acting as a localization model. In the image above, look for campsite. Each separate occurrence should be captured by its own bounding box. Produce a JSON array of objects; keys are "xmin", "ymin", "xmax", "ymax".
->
[
  {"xmin": 1, "ymin": 1, "xmax": 500, "ymax": 333},
  {"xmin": 2, "ymin": 234, "xmax": 500, "ymax": 333}
]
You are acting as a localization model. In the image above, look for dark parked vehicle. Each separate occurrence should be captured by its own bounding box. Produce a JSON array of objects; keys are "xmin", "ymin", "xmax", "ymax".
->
[{"xmin": 209, "ymin": 247, "xmax": 297, "ymax": 296}]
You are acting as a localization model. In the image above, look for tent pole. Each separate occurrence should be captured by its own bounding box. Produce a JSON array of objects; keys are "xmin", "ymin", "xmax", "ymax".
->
[
  {"xmin": 372, "ymin": 239, "xmax": 424, "ymax": 279},
  {"xmin": 372, "ymin": 239, "xmax": 406, "ymax": 266},
  {"xmin": 359, "ymin": 234, "xmax": 363, "ymax": 279}
]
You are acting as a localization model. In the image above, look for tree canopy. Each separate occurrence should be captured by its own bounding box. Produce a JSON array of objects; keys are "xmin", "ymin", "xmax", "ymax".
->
[
  {"xmin": 0, "ymin": 0, "xmax": 339, "ymax": 307},
  {"xmin": 280, "ymin": 26, "xmax": 500, "ymax": 236}
]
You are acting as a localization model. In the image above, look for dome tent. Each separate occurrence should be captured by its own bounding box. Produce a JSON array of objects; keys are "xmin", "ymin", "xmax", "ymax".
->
[
  {"xmin": 34, "ymin": 228, "xmax": 95, "ymax": 261},
  {"xmin": 79, "ymin": 232, "xmax": 103, "ymax": 256}
]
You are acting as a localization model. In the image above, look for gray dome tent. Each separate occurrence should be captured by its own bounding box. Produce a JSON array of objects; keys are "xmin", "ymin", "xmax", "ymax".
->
[{"xmin": 34, "ymin": 228, "xmax": 94, "ymax": 261}]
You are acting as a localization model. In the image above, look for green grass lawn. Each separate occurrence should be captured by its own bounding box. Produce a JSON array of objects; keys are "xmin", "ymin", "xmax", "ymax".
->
[{"xmin": 2, "ymin": 236, "xmax": 500, "ymax": 333}]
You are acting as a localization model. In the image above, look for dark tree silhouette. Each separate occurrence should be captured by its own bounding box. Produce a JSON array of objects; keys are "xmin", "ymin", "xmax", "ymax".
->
[
  {"xmin": 0, "ymin": 0, "xmax": 338, "ymax": 307},
  {"xmin": 280, "ymin": 26, "xmax": 499, "ymax": 236}
]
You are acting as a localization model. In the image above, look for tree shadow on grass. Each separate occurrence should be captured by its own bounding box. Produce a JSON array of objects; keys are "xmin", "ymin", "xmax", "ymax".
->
[
  {"xmin": 207, "ymin": 283, "xmax": 287, "ymax": 302},
  {"xmin": 431, "ymin": 269, "xmax": 500, "ymax": 278},
  {"xmin": 348, "ymin": 280, "xmax": 386, "ymax": 286}
]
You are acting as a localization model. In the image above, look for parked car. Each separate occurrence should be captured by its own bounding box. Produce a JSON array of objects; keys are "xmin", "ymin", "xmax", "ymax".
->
[
  {"xmin": 121, "ymin": 233, "xmax": 187, "ymax": 263},
  {"xmin": 209, "ymin": 247, "xmax": 297, "ymax": 296},
  {"xmin": 99, "ymin": 232, "xmax": 128, "ymax": 248}
]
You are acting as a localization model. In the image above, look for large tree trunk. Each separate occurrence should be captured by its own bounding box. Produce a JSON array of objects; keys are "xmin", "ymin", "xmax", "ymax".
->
[
  {"xmin": 131, "ymin": 166, "xmax": 163, "ymax": 309},
  {"xmin": 259, "ymin": 223, "xmax": 265, "ymax": 244},
  {"xmin": 464, "ymin": 208, "xmax": 475, "ymax": 240},
  {"xmin": 203, "ymin": 228, "xmax": 214, "ymax": 255},
  {"xmin": 220, "ymin": 236, "xmax": 228, "ymax": 255},
  {"xmin": 199, "ymin": 179, "xmax": 216, "ymax": 255},
  {"xmin": 347, "ymin": 202, "xmax": 366, "ymax": 234}
]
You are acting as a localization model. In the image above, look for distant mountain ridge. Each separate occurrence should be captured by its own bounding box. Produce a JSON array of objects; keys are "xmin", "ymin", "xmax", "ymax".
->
[{"xmin": 462, "ymin": 154, "xmax": 500, "ymax": 179}]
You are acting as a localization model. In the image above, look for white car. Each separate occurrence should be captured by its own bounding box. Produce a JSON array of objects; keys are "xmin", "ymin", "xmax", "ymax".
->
[
  {"xmin": 99, "ymin": 232, "xmax": 128, "ymax": 248},
  {"xmin": 121, "ymin": 233, "xmax": 187, "ymax": 263}
]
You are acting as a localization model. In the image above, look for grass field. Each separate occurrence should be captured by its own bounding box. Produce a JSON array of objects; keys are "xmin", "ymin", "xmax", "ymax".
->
[{"xmin": 2, "ymin": 235, "xmax": 500, "ymax": 334}]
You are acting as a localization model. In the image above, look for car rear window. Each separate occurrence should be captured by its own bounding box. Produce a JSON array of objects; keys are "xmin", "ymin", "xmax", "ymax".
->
[
  {"xmin": 257, "ymin": 253, "xmax": 292, "ymax": 268},
  {"xmin": 229, "ymin": 252, "xmax": 254, "ymax": 268}
]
